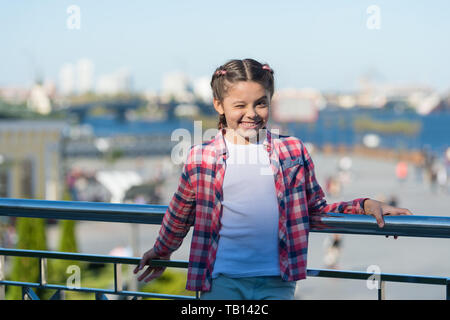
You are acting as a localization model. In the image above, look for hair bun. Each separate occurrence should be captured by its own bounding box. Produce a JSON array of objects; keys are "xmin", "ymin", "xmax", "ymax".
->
[
  {"xmin": 262, "ymin": 64, "xmax": 273, "ymax": 74},
  {"xmin": 215, "ymin": 69, "xmax": 227, "ymax": 77}
]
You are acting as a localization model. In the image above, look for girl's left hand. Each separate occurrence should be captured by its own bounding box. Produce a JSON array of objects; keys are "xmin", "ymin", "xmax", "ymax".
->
[{"xmin": 363, "ymin": 199, "xmax": 413, "ymax": 239}]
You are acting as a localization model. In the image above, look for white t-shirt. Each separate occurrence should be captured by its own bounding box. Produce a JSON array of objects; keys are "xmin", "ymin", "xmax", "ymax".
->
[{"xmin": 212, "ymin": 136, "xmax": 280, "ymax": 278}]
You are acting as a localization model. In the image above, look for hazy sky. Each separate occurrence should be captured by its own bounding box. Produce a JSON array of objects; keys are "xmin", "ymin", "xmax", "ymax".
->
[{"xmin": 1, "ymin": 1, "xmax": 449, "ymax": 93}]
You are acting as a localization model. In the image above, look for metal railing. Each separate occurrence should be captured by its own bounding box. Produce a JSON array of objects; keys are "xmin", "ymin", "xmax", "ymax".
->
[{"xmin": 0, "ymin": 198, "xmax": 449, "ymax": 300}]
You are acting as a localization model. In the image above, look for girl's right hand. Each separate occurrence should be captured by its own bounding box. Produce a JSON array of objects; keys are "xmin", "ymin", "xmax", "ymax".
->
[{"xmin": 133, "ymin": 248, "xmax": 171, "ymax": 282}]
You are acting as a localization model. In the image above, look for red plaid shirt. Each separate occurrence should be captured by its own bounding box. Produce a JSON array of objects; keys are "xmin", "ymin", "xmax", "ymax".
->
[{"xmin": 154, "ymin": 128, "xmax": 368, "ymax": 292}]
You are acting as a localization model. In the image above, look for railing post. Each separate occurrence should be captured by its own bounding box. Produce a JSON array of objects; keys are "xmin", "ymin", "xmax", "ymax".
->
[
  {"xmin": 95, "ymin": 292, "xmax": 108, "ymax": 300},
  {"xmin": 114, "ymin": 263, "xmax": 122, "ymax": 293},
  {"xmin": 22, "ymin": 287, "xmax": 40, "ymax": 300},
  {"xmin": 50, "ymin": 289, "xmax": 63, "ymax": 300},
  {"xmin": 0, "ymin": 255, "xmax": 5, "ymax": 300},
  {"xmin": 446, "ymin": 278, "xmax": 449, "ymax": 300},
  {"xmin": 377, "ymin": 280, "xmax": 385, "ymax": 300},
  {"xmin": 39, "ymin": 258, "xmax": 48, "ymax": 286}
]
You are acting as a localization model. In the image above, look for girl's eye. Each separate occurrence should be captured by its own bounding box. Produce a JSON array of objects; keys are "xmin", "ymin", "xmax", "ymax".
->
[{"xmin": 234, "ymin": 102, "xmax": 267, "ymax": 108}]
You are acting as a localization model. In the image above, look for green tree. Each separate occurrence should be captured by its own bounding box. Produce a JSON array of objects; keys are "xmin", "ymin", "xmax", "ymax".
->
[
  {"xmin": 7, "ymin": 217, "xmax": 48, "ymax": 300},
  {"xmin": 49, "ymin": 219, "xmax": 83, "ymax": 286},
  {"xmin": 49, "ymin": 188, "xmax": 84, "ymax": 288}
]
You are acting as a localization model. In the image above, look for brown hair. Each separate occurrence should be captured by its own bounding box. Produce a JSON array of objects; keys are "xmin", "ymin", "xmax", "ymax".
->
[{"xmin": 210, "ymin": 59, "xmax": 275, "ymax": 129}]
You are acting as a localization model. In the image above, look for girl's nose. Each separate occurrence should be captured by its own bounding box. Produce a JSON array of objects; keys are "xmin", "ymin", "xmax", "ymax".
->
[{"xmin": 244, "ymin": 107, "xmax": 257, "ymax": 119}]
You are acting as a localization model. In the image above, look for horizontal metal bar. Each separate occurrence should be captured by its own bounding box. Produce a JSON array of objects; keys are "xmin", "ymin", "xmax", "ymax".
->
[
  {"xmin": 0, "ymin": 280, "xmax": 196, "ymax": 300},
  {"xmin": 1, "ymin": 198, "xmax": 449, "ymax": 238},
  {"xmin": 0, "ymin": 198, "xmax": 166, "ymax": 224},
  {"xmin": 316, "ymin": 213, "xmax": 450, "ymax": 239},
  {"xmin": 1, "ymin": 270, "xmax": 446, "ymax": 299},
  {"xmin": 306, "ymin": 268, "xmax": 448, "ymax": 285},
  {"xmin": 0, "ymin": 248, "xmax": 188, "ymax": 268},
  {"xmin": 1, "ymin": 247, "xmax": 446, "ymax": 286}
]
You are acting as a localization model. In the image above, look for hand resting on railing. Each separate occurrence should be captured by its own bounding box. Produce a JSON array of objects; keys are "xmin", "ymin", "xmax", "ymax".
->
[
  {"xmin": 363, "ymin": 198, "xmax": 413, "ymax": 239},
  {"xmin": 133, "ymin": 248, "xmax": 171, "ymax": 283}
]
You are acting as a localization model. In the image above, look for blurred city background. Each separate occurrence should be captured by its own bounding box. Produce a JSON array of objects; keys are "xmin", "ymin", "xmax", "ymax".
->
[{"xmin": 0, "ymin": 1, "xmax": 448, "ymax": 299}]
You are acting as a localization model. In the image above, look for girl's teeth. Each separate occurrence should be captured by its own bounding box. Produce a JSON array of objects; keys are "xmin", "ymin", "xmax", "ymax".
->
[{"xmin": 241, "ymin": 122, "xmax": 257, "ymax": 127}]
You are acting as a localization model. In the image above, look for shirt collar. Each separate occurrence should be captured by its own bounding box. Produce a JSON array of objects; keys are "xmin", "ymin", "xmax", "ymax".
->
[{"xmin": 214, "ymin": 127, "xmax": 273, "ymax": 159}]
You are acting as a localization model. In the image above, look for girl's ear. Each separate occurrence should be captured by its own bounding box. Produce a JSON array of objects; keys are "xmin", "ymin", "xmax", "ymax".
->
[{"xmin": 213, "ymin": 98, "xmax": 224, "ymax": 114}]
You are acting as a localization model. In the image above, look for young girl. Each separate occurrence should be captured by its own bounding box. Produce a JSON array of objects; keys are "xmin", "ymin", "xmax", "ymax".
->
[{"xmin": 134, "ymin": 58, "xmax": 412, "ymax": 300}]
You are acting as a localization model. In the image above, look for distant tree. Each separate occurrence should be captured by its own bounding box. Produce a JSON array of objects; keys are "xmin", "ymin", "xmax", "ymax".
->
[
  {"xmin": 7, "ymin": 217, "xmax": 48, "ymax": 300},
  {"xmin": 49, "ymin": 219, "xmax": 83, "ymax": 286},
  {"xmin": 48, "ymin": 188, "xmax": 83, "ymax": 287}
]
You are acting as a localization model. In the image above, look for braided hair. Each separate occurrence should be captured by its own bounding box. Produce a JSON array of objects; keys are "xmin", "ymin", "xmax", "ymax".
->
[{"xmin": 210, "ymin": 59, "xmax": 275, "ymax": 129}]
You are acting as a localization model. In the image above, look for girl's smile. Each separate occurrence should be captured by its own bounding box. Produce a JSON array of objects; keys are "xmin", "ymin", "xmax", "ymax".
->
[{"xmin": 239, "ymin": 120, "xmax": 262, "ymax": 129}]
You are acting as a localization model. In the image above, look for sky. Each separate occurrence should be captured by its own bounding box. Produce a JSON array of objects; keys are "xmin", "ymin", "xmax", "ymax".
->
[{"xmin": 0, "ymin": 0, "xmax": 449, "ymax": 93}]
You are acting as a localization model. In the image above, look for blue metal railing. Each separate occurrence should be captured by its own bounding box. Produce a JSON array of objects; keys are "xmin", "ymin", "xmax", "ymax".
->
[{"xmin": 0, "ymin": 198, "xmax": 449, "ymax": 300}]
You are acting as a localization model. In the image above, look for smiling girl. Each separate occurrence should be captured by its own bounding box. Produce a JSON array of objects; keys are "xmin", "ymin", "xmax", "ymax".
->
[{"xmin": 134, "ymin": 58, "xmax": 412, "ymax": 300}]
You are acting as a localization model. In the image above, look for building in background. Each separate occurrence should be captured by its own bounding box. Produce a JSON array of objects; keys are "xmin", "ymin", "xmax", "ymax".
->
[
  {"xmin": 192, "ymin": 76, "xmax": 212, "ymax": 103},
  {"xmin": 271, "ymin": 88, "xmax": 325, "ymax": 123},
  {"xmin": 160, "ymin": 72, "xmax": 194, "ymax": 103},
  {"xmin": 96, "ymin": 68, "xmax": 132, "ymax": 95},
  {"xmin": 0, "ymin": 87, "xmax": 30, "ymax": 105},
  {"xmin": 0, "ymin": 121, "xmax": 67, "ymax": 200},
  {"xmin": 76, "ymin": 59, "xmax": 95, "ymax": 94},
  {"xmin": 59, "ymin": 63, "xmax": 75, "ymax": 96},
  {"xmin": 27, "ymin": 83, "xmax": 52, "ymax": 115},
  {"xmin": 59, "ymin": 59, "xmax": 96, "ymax": 96}
]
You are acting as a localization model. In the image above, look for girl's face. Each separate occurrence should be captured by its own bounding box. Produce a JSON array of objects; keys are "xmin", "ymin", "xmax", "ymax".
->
[{"xmin": 213, "ymin": 81, "xmax": 270, "ymax": 145}]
